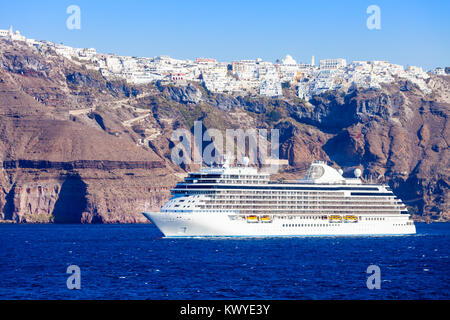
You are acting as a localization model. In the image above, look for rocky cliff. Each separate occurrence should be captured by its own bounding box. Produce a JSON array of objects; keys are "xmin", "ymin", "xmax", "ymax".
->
[{"xmin": 0, "ymin": 39, "xmax": 448, "ymax": 223}]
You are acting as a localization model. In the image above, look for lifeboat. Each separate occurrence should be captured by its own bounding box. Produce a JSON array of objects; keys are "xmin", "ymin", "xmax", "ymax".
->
[
  {"xmin": 328, "ymin": 215, "xmax": 342, "ymax": 223},
  {"xmin": 260, "ymin": 215, "xmax": 272, "ymax": 223},
  {"xmin": 246, "ymin": 215, "xmax": 259, "ymax": 223},
  {"xmin": 344, "ymin": 215, "xmax": 358, "ymax": 223}
]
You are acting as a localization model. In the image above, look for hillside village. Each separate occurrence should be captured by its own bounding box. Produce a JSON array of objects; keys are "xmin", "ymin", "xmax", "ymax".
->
[{"xmin": 1, "ymin": 26, "xmax": 448, "ymax": 101}]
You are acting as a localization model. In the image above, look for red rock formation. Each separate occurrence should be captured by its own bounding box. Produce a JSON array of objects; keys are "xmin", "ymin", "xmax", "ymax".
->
[{"xmin": 0, "ymin": 39, "xmax": 448, "ymax": 222}]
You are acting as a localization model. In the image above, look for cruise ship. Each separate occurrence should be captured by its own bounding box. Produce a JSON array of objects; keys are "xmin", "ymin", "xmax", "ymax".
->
[{"xmin": 143, "ymin": 159, "xmax": 416, "ymax": 237}]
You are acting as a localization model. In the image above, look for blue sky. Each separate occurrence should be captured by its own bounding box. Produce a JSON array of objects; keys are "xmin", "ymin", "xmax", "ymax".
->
[{"xmin": 0, "ymin": 0, "xmax": 448, "ymax": 70}]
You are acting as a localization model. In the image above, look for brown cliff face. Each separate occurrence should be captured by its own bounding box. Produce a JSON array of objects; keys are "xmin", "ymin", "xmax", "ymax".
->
[
  {"xmin": 0, "ymin": 39, "xmax": 448, "ymax": 223},
  {"xmin": 321, "ymin": 86, "xmax": 449, "ymax": 221},
  {"xmin": 0, "ymin": 40, "xmax": 181, "ymax": 223},
  {"xmin": 0, "ymin": 165, "xmax": 176, "ymax": 224}
]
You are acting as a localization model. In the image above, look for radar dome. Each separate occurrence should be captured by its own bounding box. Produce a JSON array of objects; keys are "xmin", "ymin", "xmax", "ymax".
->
[
  {"xmin": 354, "ymin": 168, "xmax": 362, "ymax": 178},
  {"xmin": 338, "ymin": 169, "xmax": 343, "ymax": 175}
]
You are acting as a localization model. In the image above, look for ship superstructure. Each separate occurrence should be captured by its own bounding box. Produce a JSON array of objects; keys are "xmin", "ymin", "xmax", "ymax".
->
[{"xmin": 143, "ymin": 160, "xmax": 416, "ymax": 237}]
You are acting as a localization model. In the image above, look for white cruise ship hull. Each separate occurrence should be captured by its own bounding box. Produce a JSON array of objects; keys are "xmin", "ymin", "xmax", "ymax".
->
[{"xmin": 143, "ymin": 211, "xmax": 416, "ymax": 237}]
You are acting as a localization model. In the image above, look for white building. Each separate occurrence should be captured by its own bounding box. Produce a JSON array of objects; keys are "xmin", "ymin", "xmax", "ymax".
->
[
  {"xmin": 0, "ymin": 29, "xmax": 9, "ymax": 38},
  {"xmin": 431, "ymin": 67, "xmax": 446, "ymax": 75},
  {"xmin": 53, "ymin": 44, "xmax": 76, "ymax": 58},
  {"xmin": 78, "ymin": 48, "xmax": 97, "ymax": 59},
  {"xmin": 277, "ymin": 54, "xmax": 300, "ymax": 83},
  {"xmin": 0, "ymin": 26, "xmax": 26, "ymax": 41},
  {"xmin": 320, "ymin": 58, "xmax": 347, "ymax": 70},
  {"xmin": 259, "ymin": 79, "xmax": 282, "ymax": 97},
  {"xmin": 297, "ymin": 82, "xmax": 310, "ymax": 100},
  {"xmin": 406, "ymin": 65, "xmax": 425, "ymax": 76},
  {"xmin": 232, "ymin": 60, "xmax": 258, "ymax": 80},
  {"xmin": 281, "ymin": 54, "xmax": 297, "ymax": 65}
]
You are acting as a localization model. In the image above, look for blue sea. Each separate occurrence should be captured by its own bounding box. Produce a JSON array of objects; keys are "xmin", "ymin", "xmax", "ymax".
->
[{"xmin": 0, "ymin": 223, "xmax": 448, "ymax": 300}]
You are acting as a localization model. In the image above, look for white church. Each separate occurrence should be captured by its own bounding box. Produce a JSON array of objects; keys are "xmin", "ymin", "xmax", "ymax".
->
[{"xmin": 0, "ymin": 26, "xmax": 26, "ymax": 41}]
